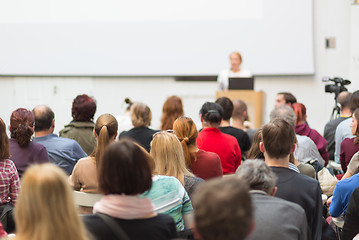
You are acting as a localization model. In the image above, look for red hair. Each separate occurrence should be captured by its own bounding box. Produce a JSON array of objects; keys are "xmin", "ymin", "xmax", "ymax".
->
[
  {"xmin": 292, "ymin": 103, "xmax": 306, "ymax": 125},
  {"xmin": 72, "ymin": 94, "xmax": 97, "ymax": 121},
  {"xmin": 10, "ymin": 108, "xmax": 34, "ymax": 147}
]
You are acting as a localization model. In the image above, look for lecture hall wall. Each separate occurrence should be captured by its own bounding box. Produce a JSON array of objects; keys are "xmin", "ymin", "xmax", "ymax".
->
[{"xmin": 0, "ymin": 0, "xmax": 358, "ymax": 135}]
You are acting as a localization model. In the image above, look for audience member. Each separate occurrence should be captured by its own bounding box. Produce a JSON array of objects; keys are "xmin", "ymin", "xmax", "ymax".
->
[
  {"xmin": 32, "ymin": 105, "xmax": 87, "ymax": 175},
  {"xmin": 173, "ymin": 116, "xmax": 222, "ymax": 180},
  {"xmin": 116, "ymin": 97, "xmax": 134, "ymax": 134},
  {"xmin": 324, "ymin": 91, "xmax": 352, "ymax": 160},
  {"xmin": 340, "ymin": 108, "xmax": 359, "ymax": 172},
  {"xmin": 160, "ymin": 95, "xmax": 184, "ymax": 130},
  {"xmin": 14, "ymin": 164, "xmax": 89, "ymax": 240},
  {"xmin": 274, "ymin": 92, "xmax": 297, "ymax": 108},
  {"xmin": 335, "ymin": 90, "xmax": 359, "ymax": 163},
  {"xmin": 83, "ymin": 140, "xmax": 177, "ymax": 240},
  {"xmin": 119, "ymin": 102, "xmax": 158, "ymax": 152},
  {"xmin": 150, "ymin": 131, "xmax": 204, "ymax": 197},
  {"xmin": 247, "ymin": 128, "xmax": 264, "ymax": 160},
  {"xmin": 70, "ymin": 114, "xmax": 118, "ymax": 197},
  {"xmin": 293, "ymin": 102, "xmax": 329, "ymax": 165},
  {"xmin": 232, "ymin": 99, "xmax": 257, "ymax": 143},
  {"xmin": 342, "ymin": 186, "xmax": 359, "ymax": 240},
  {"xmin": 59, "ymin": 94, "xmax": 97, "ymax": 155},
  {"xmin": 343, "ymin": 152, "xmax": 359, "ymax": 179},
  {"xmin": 215, "ymin": 97, "xmax": 251, "ymax": 157},
  {"xmin": 261, "ymin": 119, "xmax": 322, "ymax": 240},
  {"xmin": 9, "ymin": 108, "xmax": 49, "ymax": 177},
  {"xmin": 197, "ymin": 102, "xmax": 241, "ymax": 174},
  {"xmin": 236, "ymin": 159, "xmax": 307, "ymax": 240},
  {"xmin": 191, "ymin": 177, "xmax": 253, "ymax": 240}
]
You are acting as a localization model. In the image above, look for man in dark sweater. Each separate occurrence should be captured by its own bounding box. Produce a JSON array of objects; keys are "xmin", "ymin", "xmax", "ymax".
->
[{"xmin": 260, "ymin": 119, "xmax": 322, "ymax": 240}]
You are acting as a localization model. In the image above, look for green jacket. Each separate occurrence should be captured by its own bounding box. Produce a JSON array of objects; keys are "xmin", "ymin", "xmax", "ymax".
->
[{"xmin": 59, "ymin": 121, "xmax": 96, "ymax": 156}]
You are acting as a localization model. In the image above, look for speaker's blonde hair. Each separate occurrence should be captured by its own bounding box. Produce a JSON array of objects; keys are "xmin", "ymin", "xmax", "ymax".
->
[
  {"xmin": 150, "ymin": 132, "xmax": 193, "ymax": 185},
  {"xmin": 15, "ymin": 164, "xmax": 89, "ymax": 240}
]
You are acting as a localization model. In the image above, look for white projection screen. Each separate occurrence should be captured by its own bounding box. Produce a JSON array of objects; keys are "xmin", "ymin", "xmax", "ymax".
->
[{"xmin": 0, "ymin": 0, "xmax": 314, "ymax": 76}]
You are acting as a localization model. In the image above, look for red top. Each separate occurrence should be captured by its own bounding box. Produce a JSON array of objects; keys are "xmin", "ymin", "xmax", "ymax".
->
[
  {"xmin": 197, "ymin": 128, "xmax": 241, "ymax": 174},
  {"xmin": 190, "ymin": 149, "xmax": 223, "ymax": 180},
  {"xmin": 340, "ymin": 137, "xmax": 359, "ymax": 172}
]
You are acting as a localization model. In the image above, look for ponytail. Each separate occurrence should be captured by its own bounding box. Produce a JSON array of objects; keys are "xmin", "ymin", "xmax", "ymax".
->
[{"xmin": 95, "ymin": 125, "xmax": 110, "ymax": 171}]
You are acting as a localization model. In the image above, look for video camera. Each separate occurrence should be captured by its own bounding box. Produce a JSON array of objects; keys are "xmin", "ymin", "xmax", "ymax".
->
[{"xmin": 322, "ymin": 77, "xmax": 351, "ymax": 95}]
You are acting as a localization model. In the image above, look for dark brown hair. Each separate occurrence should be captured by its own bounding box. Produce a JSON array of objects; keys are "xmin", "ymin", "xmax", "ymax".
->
[
  {"xmin": 160, "ymin": 96, "xmax": 184, "ymax": 130},
  {"xmin": 99, "ymin": 140, "xmax": 153, "ymax": 195},
  {"xmin": 277, "ymin": 92, "xmax": 297, "ymax": 105},
  {"xmin": 10, "ymin": 108, "xmax": 34, "ymax": 147},
  {"xmin": 72, "ymin": 94, "xmax": 96, "ymax": 122},
  {"xmin": 33, "ymin": 105, "xmax": 54, "ymax": 132},
  {"xmin": 350, "ymin": 91, "xmax": 359, "ymax": 113},
  {"xmin": 0, "ymin": 118, "xmax": 10, "ymax": 160},
  {"xmin": 215, "ymin": 97, "xmax": 233, "ymax": 121},
  {"xmin": 353, "ymin": 109, "xmax": 359, "ymax": 144}
]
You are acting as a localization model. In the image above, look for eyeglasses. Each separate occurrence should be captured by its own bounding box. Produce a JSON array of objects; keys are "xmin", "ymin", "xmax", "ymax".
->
[{"xmin": 153, "ymin": 130, "xmax": 176, "ymax": 138}]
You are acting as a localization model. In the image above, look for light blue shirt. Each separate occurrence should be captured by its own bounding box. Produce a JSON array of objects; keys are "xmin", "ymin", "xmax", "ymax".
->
[
  {"xmin": 334, "ymin": 118, "xmax": 354, "ymax": 163},
  {"xmin": 33, "ymin": 133, "xmax": 87, "ymax": 175}
]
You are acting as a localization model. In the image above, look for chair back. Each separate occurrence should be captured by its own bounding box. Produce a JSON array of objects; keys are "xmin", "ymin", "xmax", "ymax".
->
[{"xmin": 73, "ymin": 191, "xmax": 103, "ymax": 208}]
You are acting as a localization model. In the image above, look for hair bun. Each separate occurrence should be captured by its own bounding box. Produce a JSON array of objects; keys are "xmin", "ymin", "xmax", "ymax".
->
[{"xmin": 183, "ymin": 137, "xmax": 189, "ymax": 144}]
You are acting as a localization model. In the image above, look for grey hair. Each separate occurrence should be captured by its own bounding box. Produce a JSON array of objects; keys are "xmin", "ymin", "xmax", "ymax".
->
[
  {"xmin": 269, "ymin": 105, "xmax": 297, "ymax": 128},
  {"xmin": 236, "ymin": 159, "xmax": 277, "ymax": 194}
]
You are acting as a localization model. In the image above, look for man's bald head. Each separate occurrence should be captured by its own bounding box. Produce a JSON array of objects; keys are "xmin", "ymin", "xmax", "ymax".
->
[
  {"xmin": 32, "ymin": 105, "xmax": 55, "ymax": 132},
  {"xmin": 337, "ymin": 91, "xmax": 352, "ymax": 109}
]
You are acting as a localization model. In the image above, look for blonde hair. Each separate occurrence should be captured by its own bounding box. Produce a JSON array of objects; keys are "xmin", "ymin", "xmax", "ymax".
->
[
  {"xmin": 92, "ymin": 114, "xmax": 118, "ymax": 173},
  {"xmin": 15, "ymin": 164, "xmax": 89, "ymax": 240},
  {"xmin": 150, "ymin": 132, "xmax": 193, "ymax": 185},
  {"xmin": 130, "ymin": 103, "xmax": 152, "ymax": 127},
  {"xmin": 173, "ymin": 116, "xmax": 198, "ymax": 168}
]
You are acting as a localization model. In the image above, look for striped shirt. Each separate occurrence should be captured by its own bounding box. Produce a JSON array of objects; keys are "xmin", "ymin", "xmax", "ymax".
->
[{"xmin": 0, "ymin": 159, "xmax": 20, "ymax": 205}]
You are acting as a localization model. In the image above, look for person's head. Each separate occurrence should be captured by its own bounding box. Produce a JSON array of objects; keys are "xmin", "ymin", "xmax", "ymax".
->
[
  {"xmin": 236, "ymin": 159, "xmax": 277, "ymax": 195},
  {"xmin": 71, "ymin": 94, "xmax": 96, "ymax": 122},
  {"xmin": 150, "ymin": 131, "xmax": 192, "ymax": 185},
  {"xmin": 130, "ymin": 102, "xmax": 152, "ymax": 128},
  {"xmin": 260, "ymin": 119, "xmax": 296, "ymax": 159},
  {"xmin": 337, "ymin": 91, "xmax": 352, "ymax": 110},
  {"xmin": 247, "ymin": 129, "xmax": 263, "ymax": 159},
  {"xmin": 15, "ymin": 164, "xmax": 88, "ymax": 240},
  {"xmin": 10, "ymin": 108, "xmax": 34, "ymax": 147},
  {"xmin": 199, "ymin": 102, "xmax": 224, "ymax": 127},
  {"xmin": 173, "ymin": 116, "xmax": 198, "ymax": 168},
  {"xmin": 229, "ymin": 52, "xmax": 243, "ymax": 70},
  {"xmin": 275, "ymin": 92, "xmax": 297, "ymax": 108},
  {"xmin": 32, "ymin": 105, "xmax": 55, "ymax": 132},
  {"xmin": 351, "ymin": 109, "xmax": 359, "ymax": 144},
  {"xmin": 0, "ymin": 118, "xmax": 10, "ymax": 161},
  {"xmin": 269, "ymin": 105, "xmax": 297, "ymax": 128},
  {"xmin": 160, "ymin": 95, "xmax": 184, "ymax": 130},
  {"xmin": 124, "ymin": 97, "xmax": 133, "ymax": 112},
  {"xmin": 350, "ymin": 90, "xmax": 359, "ymax": 113},
  {"xmin": 93, "ymin": 114, "xmax": 118, "ymax": 170},
  {"xmin": 215, "ymin": 97, "xmax": 233, "ymax": 122},
  {"xmin": 99, "ymin": 140, "xmax": 152, "ymax": 195},
  {"xmin": 292, "ymin": 103, "xmax": 307, "ymax": 125},
  {"xmin": 192, "ymin": 177, "xmax": 253, "ymax": 240},
  {"xmin": 232, "ymin": 99, "xmax": 248, "ymax": 122}
]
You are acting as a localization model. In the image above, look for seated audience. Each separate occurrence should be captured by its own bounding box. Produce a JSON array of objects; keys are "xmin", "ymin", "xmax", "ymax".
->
[
  {"xmin": 59, "ymin": 94, "xmax": 97, "ymax": 155},
  {"xmin": 32, "ymin": 105, "xmax": 87, "ymax": 175},
  {"xmin": 215, "ymin": 97, "xmax": 251, "ymax": 157},
  {"xmin": 236, "ymin": 159, "xmax": 307, "ymax": 240},
  {"xmin": 274, "ymin": 92, "xmax": 297, "ymax": 108},
  {"xmin": 343, "ymin": 152, "xmax": 359, "ymax": 179},
  {"xmin": 119, "ymin": 102, "xmax": 158, "ymax": 152},
  {"xmin": 335, "ymin": 90, "xmax": 359, "ymax": 163},
  {"xmin": 324, "ymin": 91, "xmax": 352, "ymax": 160},
  {"xmin": 9, "ymin": 108, "xmax": 48, "ymax": 177},
  {"xmin": 261, "ymin": 119, "xmax": 322, "ymax": 240},
  {"xmin": 14, "ymin": 164, "xmax": 89, "ymax": 240},
  {"xmin": 293, "ymin": 102, "xmax": 329, "ymax": 165},
  {"xmin": 342, "ymin": 186, "xmax": 359, "ymax": 240},
  {"xmin": 191, "ymin": 177, "xmax": 253, "ymax": 240},
  {"xmin": 173, "ymin": 116, "xmax": 222, "ymax": 180},
  {"xmin": 83, "ymin": 140, "xmax": 177, "ymax": 240},
  {"xmin": 340, "ymin": 108, "xmax": 359, "ymax": 172},
  {"xmin": 232, "ymin": 99, "xmax": 257, "ymax": 143},
  {"xmin": 160, "ymin": 95, "xmax": 184, "ymax": 130},
  {"xmin": 116, "ymin": 97, "xmax": 134, "ymax": 134},
  {"xmin": 197, "ymin": 102, "xmax": 241, "ymax": 174},
  {"xmin": 150, "ymin": 131, "xmax": 203, "ymax": 197}
]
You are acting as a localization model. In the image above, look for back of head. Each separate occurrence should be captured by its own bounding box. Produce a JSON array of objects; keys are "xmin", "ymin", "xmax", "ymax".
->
[
  {"xmin": 150, "ymin": 131, "xmax": 192, "ymax": 185},
  {"xmin": 130, "ymin": 102, "xmax": 152, "ymax": 128},
  {"xmin": 337, "ymin": 91, "xmax": 352, "ymax": 109},
  {"xmin": 353, "ymin": 109, "xmax": 359, "ymax": 144},
  {"xmin": 15, "ymin": 164, "xmax": 87, "ymax": 240},
  {"xmin": 262, "ymin": 119, "xmax": 296, "ymax": 159},
  {"xmin": 292, "ymin": 103, "xmax": 306, "ymax": 125},
  {"xmin": 32, "ymin": 105, "xmax": 54, "ymax": 132},
  {"xmin": 269, "ymin": 105, "xmax": 297, "ymax": 128},
  {"xmin": 124, "ymin": 97, "xmax": 133, "ymax": 111},
  {"xmin": 0, "ymin": 118, "xmax": 10, "ymax": 160},
  {"xmin": 71, "ymin": 94, "xmax": 96, "ymax": 122},
  {"xmin": 173, "ymin": 116, "xmax": 198, "ymax": 168},
  {"xmin": 99, "ymin": 140, "xmax": 152, "ymax": 195},
  {"xmin": 215, "ymin": 97, "xmax": 233, "ymax": 121},
  {"xmin": 200, "ymin": 102, "xmax": 224, "ymax": 125},
  {"xmin": 10, "ymin": 108, "xmax": 34, "ymax": 147},
  {"xmin": 350, "ymin": 90, "xmax": 359, "ymax": 113},
  {"xmin": 236, "ymin": 159, "xmax": 277, "ymax": 194},
  {"xmin": 161, "ymin": 95, "xmax": 184, "ymax": 130},
  {"xmin": 278, "ymin": 92, "xmax": 297, "ymax": 105},
  {"xmin": 232, "ymin": 99, "xmax": 247, "ymax": 121},
  {"xmin": 247, "ymin": 129, "xmax": 264, "ymax": 159},
  {"xmin": 192, "ymin": 177, "xmax": 252, "ymax": 240}
]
